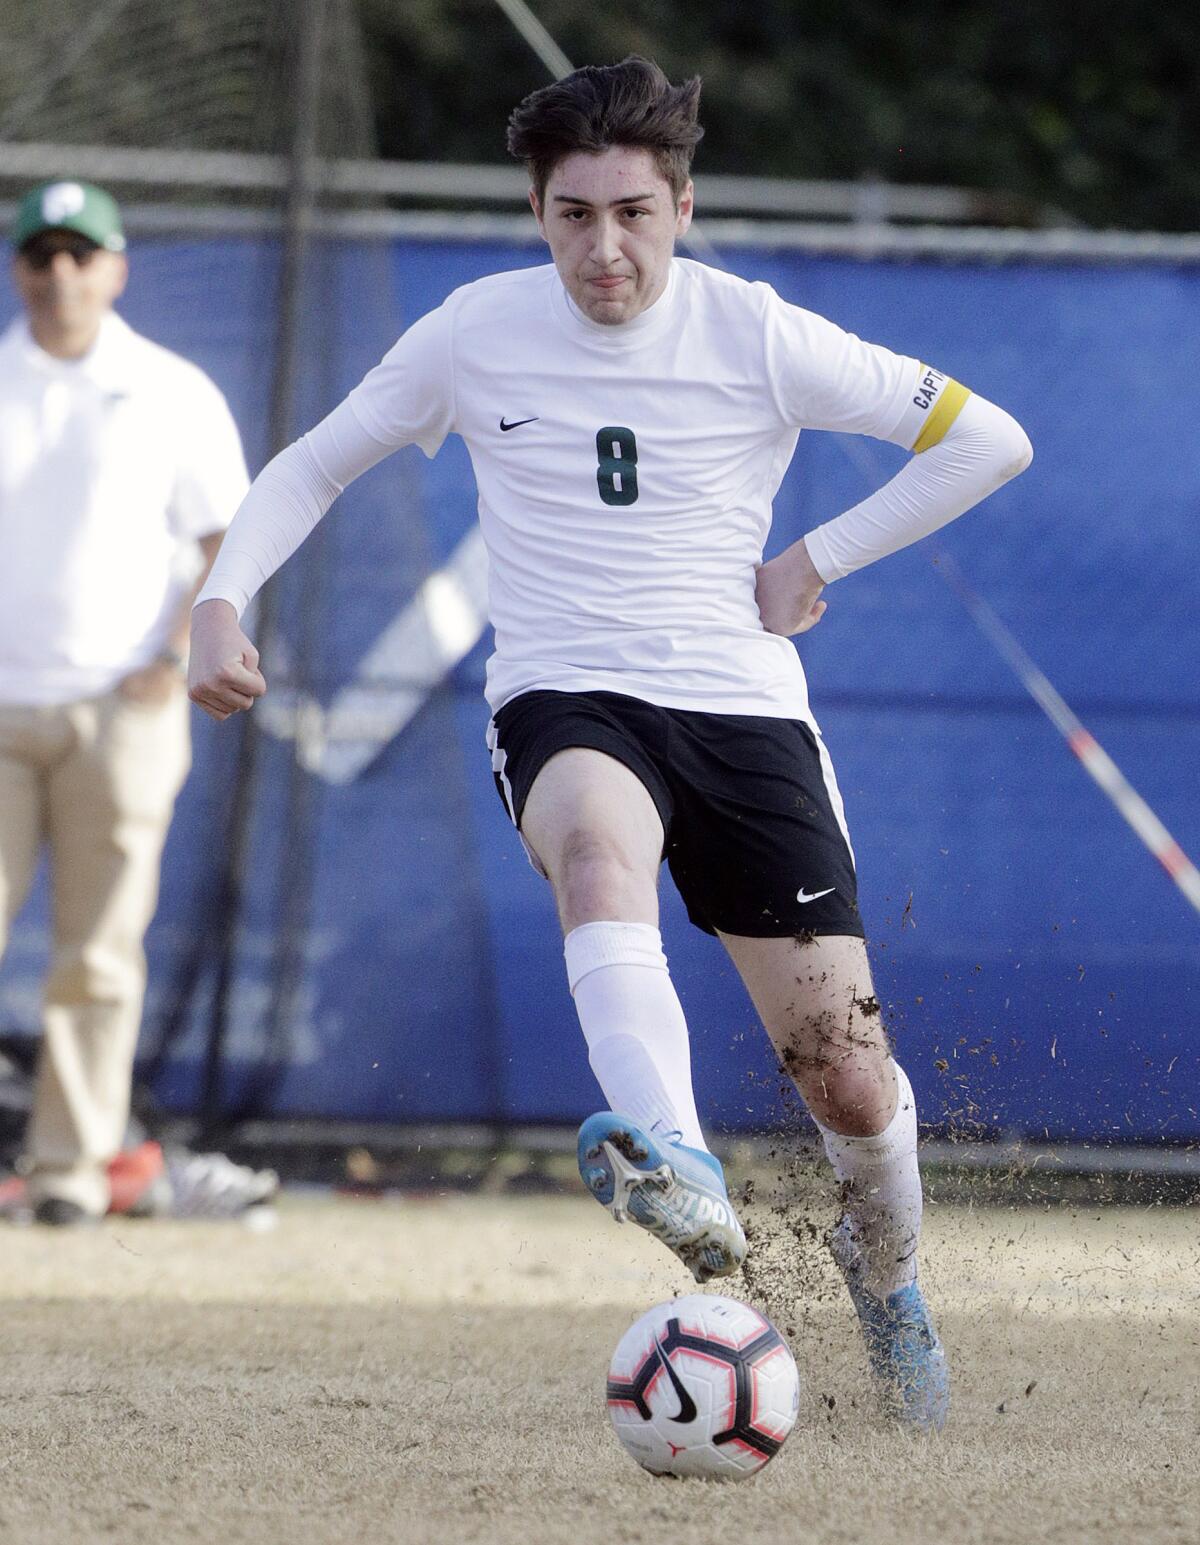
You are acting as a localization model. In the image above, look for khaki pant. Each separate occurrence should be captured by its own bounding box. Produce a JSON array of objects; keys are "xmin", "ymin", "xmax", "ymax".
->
[{"xmin": 0, "ymin": 689, "xmax": 190, "ymax": 1215}]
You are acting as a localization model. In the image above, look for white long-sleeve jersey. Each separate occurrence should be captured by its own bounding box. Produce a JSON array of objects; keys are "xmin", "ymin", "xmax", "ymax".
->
[{"xmin": 197, "ymin": 258, "xmax": 1031, "ymax": 720}]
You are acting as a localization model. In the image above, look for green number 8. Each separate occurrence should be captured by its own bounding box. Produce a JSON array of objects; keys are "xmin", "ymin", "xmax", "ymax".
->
[{"xmin": 596, "ymin": 426, "xmax": 639, "ymax": 506}]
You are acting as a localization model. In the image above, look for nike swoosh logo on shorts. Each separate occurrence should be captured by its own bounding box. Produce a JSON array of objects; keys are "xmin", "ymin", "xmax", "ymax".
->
[
  {"xmin": 797, "ymin": 886, "xmax": 835, "ymax": 904},
  {"xmin": 499, "ymin": 416, "xmax": 539, "ymax": 431}
]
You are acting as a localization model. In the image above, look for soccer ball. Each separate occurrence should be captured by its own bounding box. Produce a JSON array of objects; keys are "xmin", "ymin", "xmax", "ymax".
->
[{"xmin": 606, "ymin": 1294, "xmax": 800, "ymax": 1480}]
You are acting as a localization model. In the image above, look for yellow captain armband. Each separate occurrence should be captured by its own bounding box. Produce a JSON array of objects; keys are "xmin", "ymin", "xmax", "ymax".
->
[{"xmin": 910, "ymin": 370, "xmax": 971, "ymax": 453}]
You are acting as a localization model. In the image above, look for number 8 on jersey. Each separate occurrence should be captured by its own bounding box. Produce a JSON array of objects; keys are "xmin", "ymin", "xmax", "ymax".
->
[{"xmin": 596, "ymin": 425, "xmax": 639, "ymax": 506}]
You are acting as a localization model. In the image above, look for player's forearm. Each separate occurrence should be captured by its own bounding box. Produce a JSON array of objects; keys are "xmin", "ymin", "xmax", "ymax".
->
[
  {"xmin": 195, "ymin": 399, "xmax": 399, "ymax": 616},
  {"xmin": 803, "ymin": 393, "xmax": 1033, "ymax": 583},
  {"xmin": 193, "ymin": 437, "xmax": 344, "ymax": 617}
]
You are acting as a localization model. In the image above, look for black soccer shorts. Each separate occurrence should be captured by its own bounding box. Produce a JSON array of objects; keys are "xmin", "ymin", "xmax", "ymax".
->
[{"xmin": 487, "ymin": 689, "xmax": 863, "ymax": 939}]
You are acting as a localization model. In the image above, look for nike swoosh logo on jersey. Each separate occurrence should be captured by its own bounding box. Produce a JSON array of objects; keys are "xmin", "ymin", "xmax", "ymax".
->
[
  {"xmin": 499, "ymin": 416, "xmax": 539, "ymax": 431},
  {"xmin": 797, "ymin": 886, "xmax": 835, "ymax": 904},
  {"xmin": 655, "ymin": 1339, "xmax": 698, "ymax": 1424}
]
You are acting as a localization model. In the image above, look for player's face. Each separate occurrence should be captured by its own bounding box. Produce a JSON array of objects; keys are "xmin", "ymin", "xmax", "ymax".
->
[
  {"xmin": 12, "ymin": 231, "xmax": 127, "ymax": 350},
  {"xmin": 532, "ymin": 146, "xmax": 693, "ymax": 325}
]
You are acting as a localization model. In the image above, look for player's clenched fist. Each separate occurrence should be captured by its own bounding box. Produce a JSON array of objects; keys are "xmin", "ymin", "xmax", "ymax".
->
[
  {"xmin": 188, "ymin": 598, "xmax": 267, "ymax": 721},
  {"xmin": 755, "ymin": 538, "xmax": 828, "ymax": 638}
]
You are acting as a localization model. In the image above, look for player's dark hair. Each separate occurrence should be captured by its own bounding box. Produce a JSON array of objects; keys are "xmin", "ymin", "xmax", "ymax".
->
[{"xmin": 506, "ymin": 56, "xmax": 703, "ymax": 208}]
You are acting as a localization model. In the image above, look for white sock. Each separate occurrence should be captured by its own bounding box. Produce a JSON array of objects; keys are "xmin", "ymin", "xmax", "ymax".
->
[
  {"xmin": 817, "ymin": 1062, "xmax": 923, "ymax": 1299},
  {"xmin": 564, "ymin": 921, "xmax": 708, "ymax": 1153}
]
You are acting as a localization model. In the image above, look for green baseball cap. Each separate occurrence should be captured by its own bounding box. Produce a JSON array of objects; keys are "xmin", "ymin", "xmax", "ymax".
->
[{"xmin": 11, "ymin": 179, "xmax": 126, "ymax": 252}]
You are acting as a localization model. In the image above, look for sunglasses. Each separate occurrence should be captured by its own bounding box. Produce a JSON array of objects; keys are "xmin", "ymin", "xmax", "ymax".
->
[{"xmin": 18, "ymin": 233, "xmax": 102, "ymax": 271}]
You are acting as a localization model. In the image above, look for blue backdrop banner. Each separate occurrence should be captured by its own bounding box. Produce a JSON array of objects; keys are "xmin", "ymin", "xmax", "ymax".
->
[{"xmin": 1, "ymin": 232, "xmax": 1197, "ymax": 1142}]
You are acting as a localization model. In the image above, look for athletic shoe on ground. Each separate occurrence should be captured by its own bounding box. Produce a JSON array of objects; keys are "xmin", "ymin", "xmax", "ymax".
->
[
  {"xmin": 1, "ymin": 1178, "xmax": 99, "ymax": 1227},
  {"xmin": 0, "ymin": 1143, "xmax": 278, "ymax": 1224},
  {"xmin": 831, "ymin": 1219, "xmax": 950, "ymax": 1432},
  {"xmin": 33, "ymin": 1196, "xmax": 100, "ymax": 1227},
  {"xmin": 120, "ymin": 1142, "xmax": 278, "ymax": 1220},
  {"xmin": 160, "ymin": 1148, "xmax": 280, "ymax": 1219},
  {"xmin": 577, "ymin": 1112, "xmax": 746, "ymax": 1284}
]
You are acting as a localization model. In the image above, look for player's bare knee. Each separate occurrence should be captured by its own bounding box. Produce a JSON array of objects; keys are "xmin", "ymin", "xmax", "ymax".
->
[
  {"xmin": 788, "ymin": 1050, "xmax": 896, "ymax": 1135},
  {"xmin": 553, "ymin": 829, "xmax": 653, "ymax": 922}
]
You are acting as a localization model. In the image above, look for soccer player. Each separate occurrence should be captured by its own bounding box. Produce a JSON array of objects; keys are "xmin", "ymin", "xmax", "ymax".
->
[{"xmin": 189, "ymin": 58, "xmax": 1031, "ymax": 1430}]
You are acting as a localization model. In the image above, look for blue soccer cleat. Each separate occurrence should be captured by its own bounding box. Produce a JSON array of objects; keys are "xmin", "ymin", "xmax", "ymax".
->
[
  {"xmin": 577, "ymin": 1112, "xmax": 747, "ymax": 1284},
  {"xmin": 831, "ymin": 1220, "xmax": 950, "ymax": 1431}
]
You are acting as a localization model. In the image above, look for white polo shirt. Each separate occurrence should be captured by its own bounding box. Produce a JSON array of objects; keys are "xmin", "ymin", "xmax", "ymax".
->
[{"xmin": 0, "ymin": 311, "xmax": 249, "ymax": 705}]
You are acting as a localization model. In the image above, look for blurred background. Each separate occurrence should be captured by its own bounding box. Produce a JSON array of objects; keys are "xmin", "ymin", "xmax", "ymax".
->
[{"xmin": 0, "ymin": 0, "xmax": 1197, "ymax": 1177}]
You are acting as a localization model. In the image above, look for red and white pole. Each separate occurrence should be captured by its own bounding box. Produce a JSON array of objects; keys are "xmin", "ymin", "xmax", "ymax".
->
[{"xmin": 935, "ymin": 550, "xmax": 1200, "ymax": 918}]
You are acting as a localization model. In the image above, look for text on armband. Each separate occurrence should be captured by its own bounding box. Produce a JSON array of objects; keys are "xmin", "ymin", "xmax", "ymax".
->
[{"xmin": 912, "ymin": 367, "xmax": 947, "ymax": 413}]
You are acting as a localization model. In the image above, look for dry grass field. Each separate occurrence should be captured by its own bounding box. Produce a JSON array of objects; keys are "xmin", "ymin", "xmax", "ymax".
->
[{"xmin": 2, "ymin": 1181, "xmax": 1197, "ymax": 1545}]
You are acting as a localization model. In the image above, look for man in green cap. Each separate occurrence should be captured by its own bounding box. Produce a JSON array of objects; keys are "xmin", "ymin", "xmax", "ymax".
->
[{"xmin": 0, "ymin": 180, "xmax": 252, "ymax": 1224}]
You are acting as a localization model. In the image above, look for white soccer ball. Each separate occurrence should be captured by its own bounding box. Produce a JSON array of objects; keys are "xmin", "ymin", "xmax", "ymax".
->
[{"xmin": 606, "ymin": 1294, "xmax": 800, "ymax": 1480}]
